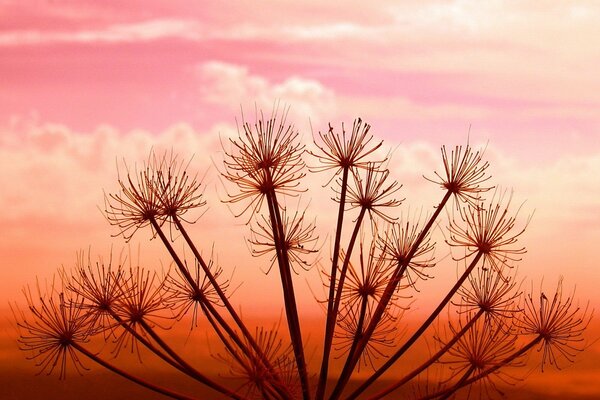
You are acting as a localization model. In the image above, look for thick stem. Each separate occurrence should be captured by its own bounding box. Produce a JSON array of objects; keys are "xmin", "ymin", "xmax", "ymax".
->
[
  {"xmin": 346, "ymin": 250, "xmax": 483, "ymax": 400},
  {"xmin": 369, "ymin": 308, "xmax": 484, "ymax": 400},
  {"xmin": 316, "ymin": 166, "xmax": 350, "ymax": 400},
  {"xmin": 331, "ymin": 191, "xmax": 452, "ymax": 400},
  {"xmin": 72, "ymin": 342, "xmax": 198, "ymax": 400},
  {"xmin": 266, "ymin": 190, "xmax": 311, "ymax": 400}
]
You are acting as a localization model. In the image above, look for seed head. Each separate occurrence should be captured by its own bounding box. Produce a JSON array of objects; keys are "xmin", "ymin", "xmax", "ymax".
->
[
  {"xmin": 15, "ymin": 284, "xmax": 95, "ymax": 379},
  {"xmin": 517, "ymin": 278, "xmax": 592, "ymax": 371},
  {"xmin": 222, "ymin": 106, "xmax": 306, "ymax": 216},
  {"xmin": 425, "ymin": 144, "xmax": 492, "ymax": 209}
]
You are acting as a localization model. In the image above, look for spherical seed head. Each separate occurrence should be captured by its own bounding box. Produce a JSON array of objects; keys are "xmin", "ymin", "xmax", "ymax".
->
[
  {"xmin": 164, "ymin": 257, "xmax": 229, "ymax": 328},
  {"xmin": 65, "ymin": 251, "xmax": 131, "ymax": 337},
  {"xmin": 152, "ymin": 151, "xmax": 206, "ymax": 222},
  {"xmin": 110, "ymin": 267, "xmax": 172, "ymax": 357},
  {"xmin": 345, "ymin": 164, "xmax": 403, "ymax": 223},
  {"xmin": 378, "ymin": 219, "xmax": 436, "ymax": 289},
  {"xmin": 455, "ymin": 265, "xmax": 522, "ymax": 322},
  {"xmin": 517, "ymin": 278, "xmax": 592, "ymax": 371},
  {"xmin": 447, "ymin": 191, "xmax": 528, "ymax": 273},
  {"xmin": 15, "ymin": 286, "xmax": 95, "ymax": 379},
  {"xmin": 216, "ymin": 323, "xmax": 299, "ymax": 399},
  {"xmin": 249, "ymin": 208, "xmax": 318, "ymax": 274},
  {"xmin": 425, "ymin": 144, "xmax": 493, "ymax": 208},
  {"xmin": 222, "ymin": 107, "xmax": 306, "ymax": 216},
  {"xmin": 104, "ymin": 159, "xmax": 163, "ymax": 241},
  {"xmin": 309, "ymin": 118, "xmax": 384, "ymax": 177},
  {"xmin": 440, "ymin": 316, "xmax": 519, "ymax": 398}
]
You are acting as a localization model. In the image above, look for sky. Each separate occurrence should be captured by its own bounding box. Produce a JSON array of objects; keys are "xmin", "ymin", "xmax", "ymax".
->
[{"xmin": 1, "ymin": 0, "xmax": 600, "ymax": 399}]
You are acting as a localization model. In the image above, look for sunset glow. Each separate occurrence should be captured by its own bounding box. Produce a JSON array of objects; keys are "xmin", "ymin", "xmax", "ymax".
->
[{"xmin": 2, "ymin": 1, "xmax": 600, "ymax": 399}]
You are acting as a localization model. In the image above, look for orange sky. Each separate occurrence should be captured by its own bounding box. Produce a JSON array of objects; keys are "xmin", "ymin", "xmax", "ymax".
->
[{"xmin": 2, "ymin": 1, "xmax": 600, "ymax": 399}]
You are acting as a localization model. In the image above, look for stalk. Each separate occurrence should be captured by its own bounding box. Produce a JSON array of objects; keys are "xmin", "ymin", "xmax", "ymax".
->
[
  {"xmin": 139, "ymin": 319, "xmax": 246, "ymax": 400},
  {"xmin": 266, "ymin": 189, "xmax": 311, "ymax": 400},
  {"xmin": 316, "ymin": 165, "xmax": 350, "ymax": 400},
  {"xmin": 150, "ymin": 218, "xmax": 270, "ymax": 384}
]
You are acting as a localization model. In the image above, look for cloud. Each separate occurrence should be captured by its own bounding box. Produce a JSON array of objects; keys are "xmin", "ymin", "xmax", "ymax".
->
[
  {"xmin": 0, "ymin": 18, "xmax": 203, "ymax": 46},
  {"xmin": 197, "ymin": 61, "xmax": 337, "ymax": 126}
]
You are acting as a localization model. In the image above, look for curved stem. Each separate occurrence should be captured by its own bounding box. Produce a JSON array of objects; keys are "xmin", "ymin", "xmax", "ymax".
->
[
  {"xmin": 107, "ymin": 309, "xmax": 239, "ymax": 398},
  {"xmin": 150, "ymin": 218, "xmax": 273, "ymax": 394},
  {"xmin": 139, "ymin": 319, "xmax": 246, "ymax": 400},
  {"xmin": 266, "ymin": 190, "xmax": 311, "ymax": 400}
]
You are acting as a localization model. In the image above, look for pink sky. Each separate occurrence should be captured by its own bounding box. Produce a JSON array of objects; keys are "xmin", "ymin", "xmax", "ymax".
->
[{"xmin": 1, "ymin": 1, "xmax": 600, "ymax": 397}]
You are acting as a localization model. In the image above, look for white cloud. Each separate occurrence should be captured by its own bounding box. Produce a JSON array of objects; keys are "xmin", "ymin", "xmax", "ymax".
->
[
  {"xmin": 0, "ymin": 18, "xmax": 203, "ymax": 46},
  {"xmin": 198, "ymin": 61, "xmax": 337, "ymax": 126}
]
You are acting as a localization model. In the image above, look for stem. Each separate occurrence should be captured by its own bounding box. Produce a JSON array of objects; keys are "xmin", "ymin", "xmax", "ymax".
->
[
  {"xmin": 173, "ymin": 215, "xmax": 288, "ymax": 398},
  {"xmin": 346, "ymin": 250, "xmax": 483, "ymax": 400},
  {"xmin": 72, "ymin": 342, "xmax": 198, "ymax": 400},
  {"xmin": 369, "ymin": 308, "xmax": 484, "ymax": 400},
  {"xmin": 266, "ymin": 190, "xmax": 311, "ymax": 400},
  {"xmin": 316, "ymin": 166, "xmax": 350, "ymax": 400},
  {"xmin": 332, "ymin": 191, "xmax": 452, "ymax": 400}
]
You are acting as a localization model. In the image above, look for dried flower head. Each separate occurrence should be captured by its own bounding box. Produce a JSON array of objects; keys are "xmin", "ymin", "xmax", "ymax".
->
[
  {"xmin": 15, "ymin": 285, "xmax": 95, "ymax": 379},
  {"xmin": 111, "ymin": 267, "xmax": 172, "ymax": 357},
  {"xmin": 104, "ymin": 158, "xmax": 163, "ymax": 241},
  {"xmin": 335, "ymin": 303, "xmax": 400, "ymax": 371},
  {"xmin": 164, "ymin": 257, "xmax": 229, "ymax": 328},
  {"xmin": 310, "ymin": 118, "xmax": 383, "ymax": 179},
  {"xmin": 439, "ymin": 316, "xmax": 519, "ymax": 399},
  {"xmin": 339, "ymin": 237, "xmax": 396, "ymax": 309},
  {"xmin": 447, "ymin": 192, "xmax": 528, "ymax": 273},
  {"xmin": 345, "ymin": 164, "xmax": 403, "ymax": 222},
  {"xmin": 65, "ymin": 252, "xmax": 130, "ymax": 336},
  {"xmin": 425, "ymin": 144, "xmax": 492, "ymax": 208},
  {"xmin": 217, "ymin": 323, "xmax": 298, "ymax": 399},
  {"xmin": 379, "ymin": 219, "xmax": 436, "ymax": 289},
  {"xmin": 517, "ymin": 278, "xmax": 592, "ymax": 371},
  {"xmin": 249, "ymin": 208, "xmax": 318, "ymax": 274},
  {"xmin": 222, "ymin": 107, "xmax": 306, "ymax": 216},
  {"xmin": 153, "ymin": 150, "xmax": 206, "ymax": 223},
  {"xmin": 455, "ymin": 264, "xmax": 522, "ymax": 323}
]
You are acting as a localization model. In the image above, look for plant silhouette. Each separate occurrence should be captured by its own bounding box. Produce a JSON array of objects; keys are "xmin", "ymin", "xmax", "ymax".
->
[{"xmin": 14, "ymin": 108, "xmax": 592, "ymax": 399}]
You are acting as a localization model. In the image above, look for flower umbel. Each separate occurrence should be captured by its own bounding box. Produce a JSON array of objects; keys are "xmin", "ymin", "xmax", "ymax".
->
[
  {"xmin": 15, "ymin": 285, "xmax": 94, "ymax": 379},
  {"xmin": 518, "ymin": 278, "xmax": 592, "ymax": 371},
  {"xmin": 447, "ymin": 192, "xmax": 528, "ymax": 273},
  {"xmin": 425, "ymin": 144, "xmax": 492, "ymax": 208},
  {"xmin": 222, "ymin": 107, "xmax": 306, "ymax": 216}
]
